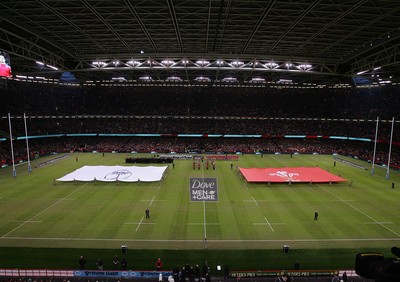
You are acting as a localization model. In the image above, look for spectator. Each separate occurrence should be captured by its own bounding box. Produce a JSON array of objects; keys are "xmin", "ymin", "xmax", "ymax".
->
[
  {"xmin": 78, "ymin": 255, "xmax": 86, "ymax": 270},
  {"xmin": 156, "ymin": 258, "xmax": 163, "ymax": 271}
]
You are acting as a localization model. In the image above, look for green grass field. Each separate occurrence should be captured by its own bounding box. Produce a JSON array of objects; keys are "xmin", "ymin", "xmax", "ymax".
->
[{"xmin": 0, "ymin": 152, "xmax": 399, "ymax": 270}]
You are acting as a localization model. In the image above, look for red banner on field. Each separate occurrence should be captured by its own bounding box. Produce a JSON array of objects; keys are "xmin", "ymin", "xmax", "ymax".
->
[{"xmin": 239, "ymin": 167, "xmax": 346, "ymax": 183}]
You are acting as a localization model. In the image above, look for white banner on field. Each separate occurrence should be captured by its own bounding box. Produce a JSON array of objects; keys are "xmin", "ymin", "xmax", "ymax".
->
[{"xmin": 56, "ymin": 165, "xmax": 168, "ymax": 182}]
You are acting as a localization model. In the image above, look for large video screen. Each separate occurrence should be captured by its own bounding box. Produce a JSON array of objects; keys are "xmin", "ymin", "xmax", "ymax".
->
[{"xmin": 0, "ymin": 51, "xmax": 12, "ymax": 77}]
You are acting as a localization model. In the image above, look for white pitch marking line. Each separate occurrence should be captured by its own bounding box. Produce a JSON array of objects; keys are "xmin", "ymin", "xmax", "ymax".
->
[
  {"xmin": 124, "ymin": 222, "xmax": 155, "ymax": 225},
  {"xmin": 12, "ymin": 221, "xmax": 43, "ymax": 223},
  {"xmin": 320, "ymin": 185, "xmax": 400, "ymax": 238},
  {"xmin": 243, "ymin": 200, "xmax": 267, "ymax": 202},
  {"xmin": 253, "ymin": 223, "xmax": 285, "ymax": 225},
  {"xmin": 364, "ymin": 222, "xmax": 394, "ymax": 224},
  {"xmin": 140, "ymin": 200, "xmax": 165, "ymax": 202},
  {"xmin": 1, "ymin": 183, "xmax": 88, "ymax": 238},
  {"xmin": 264, "ymin": 217, "xmax": 275, "ymax": 232},
  {"xmin": 149, "ymin": 196, "xmax": 156, "ymax": 207},
  {"xmin": 331, "ymin": 200, "xmax": 355, "ymax": 202},
  {"xmin": 135, "ymin": 216, "xmax": 145, "ymax": 232},
  {"xmin": 2, "ymin": 237, "xmax": 400, "ymax": 243},
  {"xmin": 251, "ymin": 196, "xmax": 259, "ymax": 207},
  {"xmin": 188, "ymin": 223, "xmax": 220, "ymax": 225}
]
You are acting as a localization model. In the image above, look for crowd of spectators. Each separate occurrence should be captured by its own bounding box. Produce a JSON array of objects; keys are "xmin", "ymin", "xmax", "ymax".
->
[
  {"xmin": 1, "ymin": 80, "xmax": 400, "ymax": 119},
  {"xmin": 1, "ymin": 137, "xmax": 399, "ymax": 169},
  {"xmin": 1, "ymin": 80, "xmax": 400, "ymax": 168},
  {"xmin": 1, "ymin": 116, "xmax": 399, "ymax": 140}
]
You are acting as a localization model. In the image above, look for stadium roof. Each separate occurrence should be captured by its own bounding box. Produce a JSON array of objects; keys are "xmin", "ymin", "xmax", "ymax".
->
[{"xmin": 1, "ymin": 0, "xmax": 400, "ymax": 86}]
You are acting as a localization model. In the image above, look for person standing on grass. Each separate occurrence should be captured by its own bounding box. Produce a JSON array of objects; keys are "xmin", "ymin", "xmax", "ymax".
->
[
  {"xmin": 96, "ymin": 258, "xmax": 103, "ymax": 270},
  {"xmin": 314, "ymin": 211, "xmax": 319, "ymax": 220},
  {"xmin": 392, "ymin": 182, "xmax": 395, "ymax": 189},
  {"xmin": 156, "ymin": 258, "xmax": 163, "ymax": 271},
  {"xmin": 121, "ymin": 257, "xmax": 127, "ymax": 270},
  {"xmin": 112, "ymin": 255, "xmax": 120, "ymax": 269},
  {"xmin": 79, "ymin": 255, "xmax": 86, "ymax": 269},
  {"xmin": 146, "ymin": 208, "xmax": 150, "ymax": 219}
]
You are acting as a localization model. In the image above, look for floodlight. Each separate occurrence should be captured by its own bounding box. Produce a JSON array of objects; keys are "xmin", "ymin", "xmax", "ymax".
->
[
  {"xmin": 250, "ymin": 78, "xmax": 265, "ymax": 83},
  {"xmin": 222, "ymin": 77, "xmax": 237, "ymax": 82},
  {"xmin": 196, "ymin": 60, "xmax": 209, "ymax": 65},
  {"xmin": 356, "ymin": 70, "xmax": 368, "ymax": 75},
  {"xmin": 92, "ymin": 61, "xmax": 107, "ymax": 66},
  {"xmin": 195, "ymin": 76, "xmax": 210, "ymax": 82},
  {"xmin": 277, "ymin": 79, "xmax": 292, "ymax": 83},
  {"xmin": 266, "ymin": 62, "xmax": 278, "ymax": 68},
  {"xmin": 161, "ymin": 60, "xmax": 174, "ymax": 65},
  {"xmin": 298, "ymin": 64, "xmax": 312, "ymax": 70},
  {"xmin": 232, "ymin": 61, "xmax": 244, "ymax": 66},
  {"xmin": 127, "ymin": 60, "xmax": 140, "ymax": 66},
  {"xmin": 166, "ymin": 76, "xmax": 182, "ymax": 81},
  {"xmin": 47, "ymin": 64, "xmax": 58, "ymax": 70}
]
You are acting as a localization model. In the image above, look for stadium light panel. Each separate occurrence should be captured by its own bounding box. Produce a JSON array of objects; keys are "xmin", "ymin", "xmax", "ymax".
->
[
  {"xmin": 196, "ymin": 60, "xmax": 209, "ymax": 65},
  {"xmin": 222, "ymin": 77, "xmax": 237, "ymax": 82},
  {"xmin": 232, "ymin": 61, "xmax": 244, "ymax": 66},
  {"xmin": 36, "ymin": 61, "xmax": 44, "ymax": 65},
  {"xmin": 298, "ymin": 64, "xmax": 312, "ymax": 70},
  {"xmin": 266, "ymin": 62, "xmax": 278, "ymax": 68},
  {"xmin": 356, "ymin": 70, "xmax": 368, "ymax": 75},
  {"xmin": 161, "ymin": 60, "xmax": 174, "ymax": 65},
  {"xmin": 46, "ymin": 64, "xmax": 58, "ymax": 70},
  {"xmin": 166, "ymin": 76, "xmax": 182, "ymax": 81},
  {"xmin": 277, "ymin": 79, "xmax": 292, "ymax": 83},
  {"xmin": 92, "ymin": 61, "xmax": 107, "ymax": 66},
  {"xmin": 195, "ymin": 76, "xmax": 210, "ymax": 82},
  {"xmin": 127, "ymin": 60, "xmax": 140, "ymax": 65},
  {"xmin": 250, "ymin": 77, "xmax": 265, "ymax": 83}
]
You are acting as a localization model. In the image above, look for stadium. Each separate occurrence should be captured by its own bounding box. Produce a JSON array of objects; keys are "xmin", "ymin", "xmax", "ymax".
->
[{"xmin": 1, "ymin": 1, "xmax": 400, "ymax": 281}]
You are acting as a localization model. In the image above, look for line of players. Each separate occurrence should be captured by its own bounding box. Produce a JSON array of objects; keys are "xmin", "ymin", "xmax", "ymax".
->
[{"xmin": 192, "ymin": 159, "xmax": 216, "ymax": 170}]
